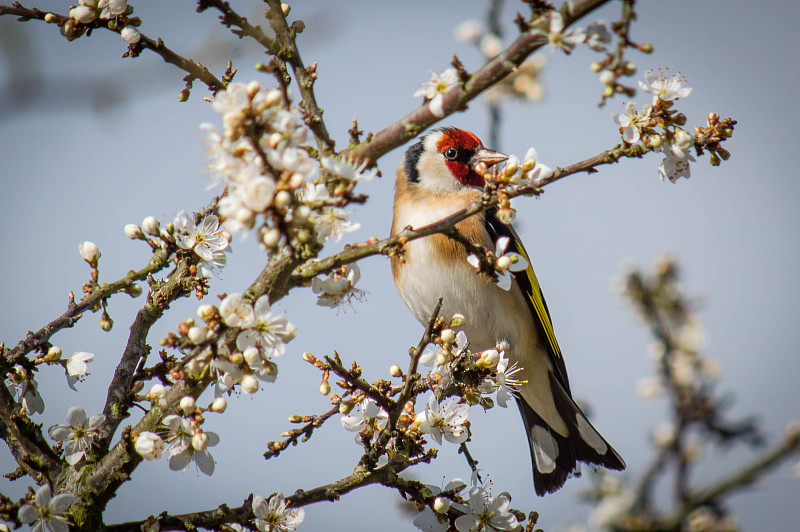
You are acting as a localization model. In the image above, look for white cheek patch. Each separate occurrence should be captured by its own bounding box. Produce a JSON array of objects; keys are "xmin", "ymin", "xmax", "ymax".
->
[
  {"xmin": 576, "ymin": 414, "xmax": 608, "ymax": 455},
  {"xmin": 531, "ymin": 425, "xmax": 558, "ymax": 474}
]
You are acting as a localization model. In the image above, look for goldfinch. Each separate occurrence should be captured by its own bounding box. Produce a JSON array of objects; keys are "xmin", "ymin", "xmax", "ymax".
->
[{"xmin": 390, "ymin": 127, "xmax": 625, "ymax": 495}]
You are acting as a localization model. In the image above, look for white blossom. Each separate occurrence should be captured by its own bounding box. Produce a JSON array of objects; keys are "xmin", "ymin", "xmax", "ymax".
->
[
  {"xmin": 235, "ymin": 295, "xmax": 297, "ymax": 358},
  {"xmin": 586, "ymin": 21, "xmax": 612, "ymax": 51},
  {"xmin": 414, "ymin": 68, "xmax": 459, "ymax": 118},
  {"xmin": 98, "ymin": 0, "xmax": 127, "ymax": 18},
  {"xmin": 70, "ymin": 5, "xmax": 97, "ymax": 23},
  {"xmin": 340, "ymin": 398, "xmax": 389, "ymax": 433},
  {"xmin": 311, "ymin": 263, "xmax": 362, "ymax": 308},
  {"xmin": 320, "ymin": 155, "xmax": 378, "ymax": 183},
  {"xmin": 135, "ymin": 431, "xmax": 164, "ymax": 461},
  {"xmin": 494, "ymin": 354, "xmax": 524, "ymax": 408},
  {"xmin": 174, "ymin": 211, "xmax": 228, "ymax": 261},
  {"xmin": 253, "ymin": 493, "xmax": 305, "ymax": 532},
  {"xmin": 530, "ymin": 12, "xmax": 585, "ymax": 54},
  {"xmin": 18, "ymin": 485, "xmax": 76, "ymax": 532},
  {"xmin": 614, "ymin": 102, "xmax": 652, "ymax": 145},
  {"xmin": 454, "ymin": 485, "xmax": 521, "ymax": 532},
  {"xmin": 161, "ymin": 415, "xmax": 219, "ymax": 476},
  {"xmin": 48, "ymin": 406, "xmax": 105, "ymax": 465},
  {"xmin": 298, "ymin": 183, "xmax": 361, "ymax": 242},
  {"xmin": 65, "ymin": 351, "xmax": 94, "ymax": 390},
  {"xmin": 219, "ymin": 293, "xmax": 256, "ymax": 328},
  {"xmin": 639, "ymin": 68, "xmax": 693, "ymax": 103},
  {"xmin": 418, "ymin": 395, "xmax": 470, "ymax": 445},
  {"xmin": 6, "ymin": 365, "xmax": 45, "ymax": 415},
  {"xmin": 467, "ymin": 237, "xmax": 528, "ymax": 291},
  {"xmin": 413, "ymin": 479, "xmax": 467, "ymax": 532}
]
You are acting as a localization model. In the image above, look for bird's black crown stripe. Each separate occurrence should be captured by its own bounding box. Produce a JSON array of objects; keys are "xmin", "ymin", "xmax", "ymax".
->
[{"xmin": 404, "ymin": 140, "xmax": 425, "ymax": 183}]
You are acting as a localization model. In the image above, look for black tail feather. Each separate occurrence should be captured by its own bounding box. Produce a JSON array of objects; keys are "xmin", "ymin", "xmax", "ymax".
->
[{"xmin": 516, "ymin": 373, "xmax": 625, "ymax": 496}]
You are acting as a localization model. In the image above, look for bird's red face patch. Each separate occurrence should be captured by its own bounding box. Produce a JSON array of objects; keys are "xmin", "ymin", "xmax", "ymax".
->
[{"xmin": 436, "ymin": 129, "xmax": 485, "ymax": 188}]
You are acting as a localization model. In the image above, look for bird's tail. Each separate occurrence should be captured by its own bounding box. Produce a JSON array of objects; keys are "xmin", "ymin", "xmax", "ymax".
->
[{"xmin": 516, "ymin": 373, "xmax": 625, "ymax": 496}]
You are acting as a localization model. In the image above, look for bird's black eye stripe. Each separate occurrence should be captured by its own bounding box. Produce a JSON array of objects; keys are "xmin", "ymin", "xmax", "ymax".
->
[{"xmin": 442, "ymin": 147, "xmax": 473, "ymax": 163}]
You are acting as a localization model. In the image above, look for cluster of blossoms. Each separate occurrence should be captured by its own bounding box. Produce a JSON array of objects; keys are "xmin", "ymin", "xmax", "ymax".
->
[
  {"xmin": 613, "ymin": 69, "xmax": 699, "ymax": 182},
  {"xmin": 63, "ymin": 0, "xmax": 141, "ymax": 43},
  {"xmin": 413, "ymin": 472, "xmax": 522, "ymax": 532},
  {"xmin": 201, "ymin": 81, "xmax": 375, "ymax": 252},
  {"xmin": 467, "ymin": 237, "xmax": 529, "ymax": 292},
  {"xmin": 125, "ymin": 212, "xmax": 230, "ymax": 280}
]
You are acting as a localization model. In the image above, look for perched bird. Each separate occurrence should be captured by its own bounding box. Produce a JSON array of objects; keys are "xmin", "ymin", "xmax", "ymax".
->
[{"xmin": 390, "ymin": 127, "xmax": 625, "ymax": 495}]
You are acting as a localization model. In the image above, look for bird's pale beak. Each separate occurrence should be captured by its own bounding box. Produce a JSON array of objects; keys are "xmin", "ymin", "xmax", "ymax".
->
[{"xmin": 472, "ymin": 148, "xmax": 509, "ymax": 168}]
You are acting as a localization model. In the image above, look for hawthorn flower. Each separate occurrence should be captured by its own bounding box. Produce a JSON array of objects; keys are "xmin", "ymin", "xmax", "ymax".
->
[
  {"xmin": 135, "ymin": 432, "xmax": 165, "ymax": 461},
  {"xmin": 161, "ymin": 414, "xmax": 219, "ymax": 476},
  {"xmin": 467, "ymin": 237, "xmax": 529, "ymax": 291},
  {"xmin": 531, "ymin": 12, "xmax": 585, "ymax": 54},
  {"xmin": 340, "ymin": 398, "xmax": 389, "ymax": 433},
  {"xmin": 418, "ymin": 395, "xmax": 470, "ymax": 445},
  {"xmin": 174, "ymin": 211, "xmax": 229, "ymax": 261},
  {"xmin": 235, "ymin": 296, "xmax": 297, "ymax": 357},
  {"xmin": 48, "ymin": 406, "xmax": 105, "ymax": 465},
  {"xmin": 414, "ymin": 68, "xmax": 459, "ymax": 118},
  {"xmin": 65, "ymin": 351, "xmax": 94, "ymax": 390},
  {"xmin": 253, "ymin": 493, "xmax": 305, "ymax": 532},
  {"xmin": 614, "ymin": 102, "xmax": 653, "ymax": 144},
  {"xmin": 311, "ymin": 263, "xmax": 362, "ymax": 308},
  {"xmin": 18, "ymin": 485, "xmax": 76, "ymax": 532},
  {"xmin": 639, "ymin": 68, "xmax": 693, "ymax": 104},
  {"xmin": 219, "ymin": 293, "xmax": 256, "ymax": 328},
  {"xmin": 455, "ymin": 485, "xmax": 520, "ymax": 532}
]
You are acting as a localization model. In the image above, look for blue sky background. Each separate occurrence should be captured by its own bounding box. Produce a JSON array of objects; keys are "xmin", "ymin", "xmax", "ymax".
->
[{"xmin": 1, "ymin": 1, "xmax": 798, "ymax": 530}]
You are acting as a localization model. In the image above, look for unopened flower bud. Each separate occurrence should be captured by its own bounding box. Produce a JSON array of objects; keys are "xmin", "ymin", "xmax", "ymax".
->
[
  {"xmin": 598, "ymin": 70, "xmax": 615, "ymax": 85},
  {"xmin": 187, "ymin": 326, "xmax": 208, "ymax": 345},
  {"xmin": 180, "ymin": 396, "xmax": 196, "ymax": 413},
  {"xmin": 196, "ymin": 304, "xmax": 216, "ymax": 322},
  {"xmin": 293, "ymin": 205, "xmax": 312, "ymax": 223},
  {"xmin": 268, "ymin": 132, "xmax": 283, "ymax": 149},
  {"xmin": 120, "ymin": 25, "xmax": 141, "ymax": 44},
  {"xmin": 262, "ymin": 228, "xmax": 282, "ymax": 248},
  {"xmin": 142, "ymin": 216, "xmax": 160, "ymax": 235},
  {"xmin": 177, "ymin": 88, "xmax": 190, "ymax": 102},
  {"xmin": 281, "ymin": 3, "xmax": 291, "ymax": 16},
  {"xmin": 243, "ymin": 346, "xmax": 261, "ymax": 367},
  {"xmin": 241, "ymin": 374, "xmax": 259, "ymax": 394},
  {"xmin": 126, "ymin": 283, "xmax": 143, "ymax": 298},
  {"xmin": 441, "ymin": 329, "xmax": 456, "ymax": 344},
  {"xmin": 482, "ymin": 349, "xmax": 500, "ymax": 368},
  {"xmin": 496, "ymin": 256, "xmax": 511, "ymax": 271},
  {"xmin": 319, "ymin": 381, "xmax": 331, "ymax": 395},
  {"xmin": 640, "ymin": 42, "xmax": 653, "ymax": 53},
  {"xmin": 450, "ymin": 314, "xmax": 465, "ymax": 327},
  {"xmin": 717, "ymin": 147, "xmax": 730, "ymax": 161},
  {"xmin": 339, "ymin": 402, "xmax": 353, "ymax": 415},
  {"xmin": 503, "ymin": 158, "xmax": 519, "ymax": 177},
  {"xmin": 192, "ymin": 431, "xmax": 209, "ymax": 451},
  {"xmin": 45, "ymin": 345, "xmax": 62, "ymax": 362},
  {"xmin": 79, "ymin": 241, "xmax": 101, "ymax": 264},
  {"xmin": 246, "ymin": 80, "xmax": 261, "ymax": 99},
  {"xmin": 100, "ymin": 313, "xmax": 113, "ymax": 332},
  {"xmin": 433, "ymin": 497, "xmax": 451, "ymax": 514},
  {"xmin": 264, "ymin": 90, "xmax": 282, "ymax": 108},
  {"xmin": 147, "ymin": 383, "xmax": 166, "ymax": 400},
  {"xmin": 707, "ymin": 112, "xmax": 719, "ymax": 126},
  {"xmin": 649, "ymin": 135, "xmax": 663, "ymax": 148},
  {"xmin": 603, "ymin": 85, "xmax": 614, "ymax": 97},
  {"xmin": 497, "ymin": 208, "xmax": 516, "ymax": 225},
  {"xmin": 389, "ymin": 364, "xmax": 403, "ymax": 377},
  {"xmin": 436, "ymin": 352, "xmax": 449, "ymax": 366},
  {"xmin": 211, "ymin": 397, "xmax": 228, "ymax": 413},
  {"xmin": 229, "ymin": 352, "xmax": 243, "ymax": 365},
  {"xmin": 44, "ymin": 13, "xmax": 58, "ymax": 23},
  {"xmin": 134, "ymin": 432, "xmax": 164, "ymax": 461},
  {"xmin": 590, "ymin": 61, "xmax": 603, "ymax": 72},
  {"xmin": 709, "ymin": 152, "xmax": 721, "ymax": 166},
  {"xmin": 124, "ymin": 224, "xmax": 143, "ymax": 239},
  {"xmin": 275, "ymin": 190, "xmax": 292, "ymax": 208}
]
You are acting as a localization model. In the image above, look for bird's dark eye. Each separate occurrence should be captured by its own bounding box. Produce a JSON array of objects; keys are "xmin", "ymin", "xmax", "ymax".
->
[{"xmin": 443, "ymin": 148, "xmax": 458, "ymax": 161}]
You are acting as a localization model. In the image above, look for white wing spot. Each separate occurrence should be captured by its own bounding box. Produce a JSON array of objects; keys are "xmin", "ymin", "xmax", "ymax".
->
[
  {"xmin": 576, "ymin": 414, "xmax": 608, "ymax": 455},
  {"xmin": 531, "ymin": 425, "xmax": 559, "ymax": 474}
]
